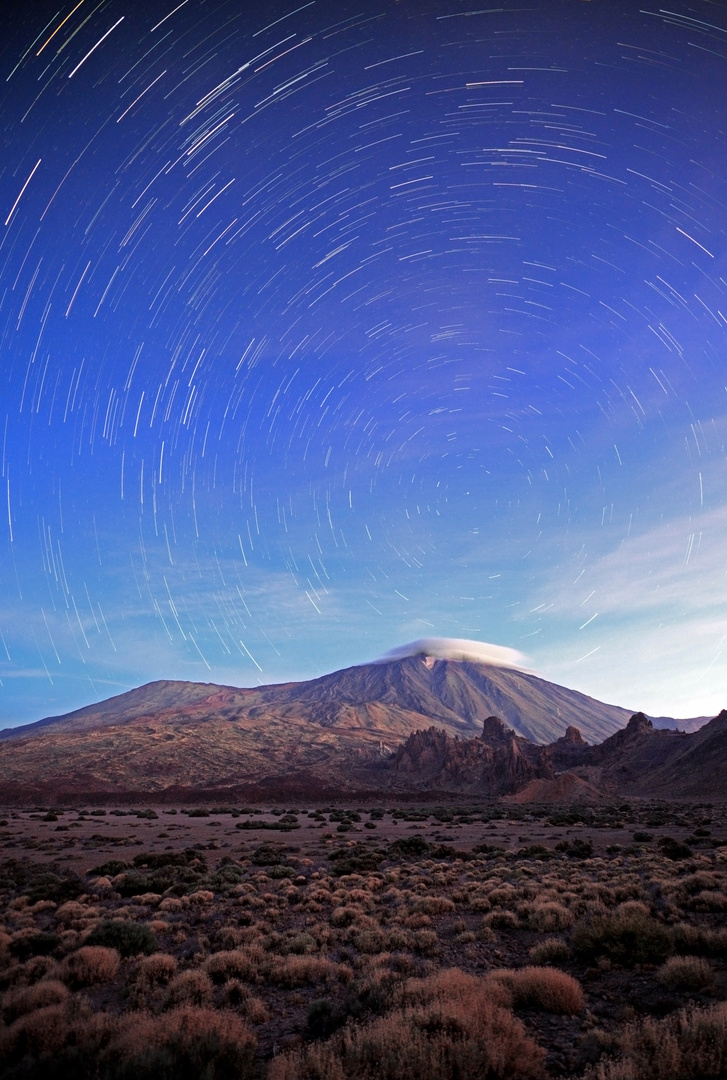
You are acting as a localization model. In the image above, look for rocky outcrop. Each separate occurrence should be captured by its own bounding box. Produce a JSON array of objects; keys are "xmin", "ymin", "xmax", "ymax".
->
[{"xmin": 389, "ymin": 715, "xmax": 552, "ymax": 795}]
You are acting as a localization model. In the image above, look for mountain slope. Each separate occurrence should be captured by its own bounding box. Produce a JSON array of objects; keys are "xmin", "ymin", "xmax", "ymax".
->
[
  {"xmin": 0, "ymin": 655, "xmax": 712, "ymax": 801},
  {"xmin": 581, "ymin": 709, "xmax": 727, "ymax": 798},
  {"xmin": 1, "ymin": 656, "xmax": 636, "ymax": 745}
]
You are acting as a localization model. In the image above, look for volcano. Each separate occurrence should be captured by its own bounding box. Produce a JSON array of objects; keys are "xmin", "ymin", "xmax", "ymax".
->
[{"xmin": 0, "ymin": 652, "xmax": 710, "ymax": 802}]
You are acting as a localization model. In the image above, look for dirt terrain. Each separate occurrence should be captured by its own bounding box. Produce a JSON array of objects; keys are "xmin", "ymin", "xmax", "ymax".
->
[{"xmin": 1, "ymin": 798, "xmax": 726, "ymax": 1078}]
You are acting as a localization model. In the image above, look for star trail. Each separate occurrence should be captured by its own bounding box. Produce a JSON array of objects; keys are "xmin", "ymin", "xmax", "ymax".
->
[{"xmin": 1, "ymin": 0, "xmax": 727, "ymax": 726}]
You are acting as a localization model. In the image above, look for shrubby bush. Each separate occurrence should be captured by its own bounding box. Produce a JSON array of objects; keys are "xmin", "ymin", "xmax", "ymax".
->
[
  {"xmin": 164, "ymin": 969, "xmax": 213, "ymax": 1008},
  {"xmin": 0, "ymin": 1002, "xmax": 257, "ymax": 1080},
  {"xmin": 573, "ymin": 904, "xmax": 673, "ymax": 966},
  {"xmin": 85, "ymin": 920, "xmax": 157, "ymax": 958},
  {"xmin": 1, "ymin": 979, "xmax": 69, "ymax": 1023},
  {"xmin": 586, "ymin": 1001, "xmax": 727, "ymax": 1079},
  {"xmin": 528, "ymin": 937, "xmax": 571, "ymax": 965},
  {"xmin": 61, "ymin": 946, "xmax": 120, "ymax": 988},
  {"xmin": 656, "ymin": 955, "xmax": 715, "ymax": 993},
  {"xmin": 271, "ymin": 968, "xmax": 545, "ymax": 1080},
  {"xmin": 488, "ymin": 967, "xmax": 585, "ymax": 1015}
]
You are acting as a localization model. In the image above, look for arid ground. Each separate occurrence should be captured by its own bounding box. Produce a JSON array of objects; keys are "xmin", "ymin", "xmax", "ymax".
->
[{"xmin": 1, "ymin": 799, "xmax": 726, "ymax": 1078}]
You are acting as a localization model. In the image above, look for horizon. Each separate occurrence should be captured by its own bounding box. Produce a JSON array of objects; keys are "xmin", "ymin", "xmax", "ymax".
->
[{"xmin": 2, "ymin": 1, "xmax": 727, "ymax": 728}]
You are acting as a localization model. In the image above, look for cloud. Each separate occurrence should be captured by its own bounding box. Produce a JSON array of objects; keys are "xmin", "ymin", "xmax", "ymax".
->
[
  {"xmin": 375, "ymin": 637, "xmax": 529, "ymax": 669},
  {"xmin": 529, "ymin": 503, "xmax": 727, "ymax": 716},
  {"xmin": 543, "ymin": 505, "xmax": 727, "ymax": 621}
]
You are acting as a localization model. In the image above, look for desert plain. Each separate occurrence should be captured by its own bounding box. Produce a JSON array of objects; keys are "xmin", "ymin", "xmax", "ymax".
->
[{"xmin": 1, "ymin": 797, "xmax": 726, "ymax": 1079}]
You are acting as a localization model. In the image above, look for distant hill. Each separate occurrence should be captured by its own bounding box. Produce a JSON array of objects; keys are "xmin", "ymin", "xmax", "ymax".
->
[{"xmin": 0, "ymin": 654, "xmax": 715, "ymax": 802}]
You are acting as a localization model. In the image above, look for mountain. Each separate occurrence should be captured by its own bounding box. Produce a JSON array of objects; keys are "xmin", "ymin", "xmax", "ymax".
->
[
  {"xmin": 0, "ymin": 653, "xmax": 714, "ymax": 801},
  {"xmin": 372, "ymin": 708, "xmax": 727, "ymax": 801},
  {"xmin": 2, "ymin": 655, "xmax": 637, "ymax": 744},
  {"xmin": 568, "ymin": 709, "xmax": 727, "ymax": 799}
]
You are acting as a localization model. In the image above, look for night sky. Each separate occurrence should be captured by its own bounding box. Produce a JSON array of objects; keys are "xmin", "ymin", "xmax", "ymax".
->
[{"xmin": 2, "ymin": 0, "xmax": 727, "ymax": 728}]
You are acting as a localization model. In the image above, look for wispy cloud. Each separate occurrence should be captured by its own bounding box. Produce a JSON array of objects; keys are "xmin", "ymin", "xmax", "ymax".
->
[{"xmin": 530, "ymin": 504, "xmax": 727, "ymax": 717}]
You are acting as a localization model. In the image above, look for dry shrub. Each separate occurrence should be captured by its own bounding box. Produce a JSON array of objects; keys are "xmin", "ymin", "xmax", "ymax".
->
[
  {"xmin": 528, "ymin": 902, "xmax": 573, "ymax": 932},
  {"xmin": 529, "ymin": 938, "xmax": 571, "ymax": 965},
  {"xmin": 0, "ymin": 1002, "xmax": 85, "ymax": 1066},
  {"xmin": 657, "ymin": 955, "xmax": 715, "ymax": 993},
  {"xmin": 675, "ymin": 872, "xmax": 720, "ymax": 896},
  {"xmin": 2, "ymin": 979, "xmax": 69, "ymax": 1023},
  {"xmin": 159, "ymin": 897, "xmax": 183, "ymax": 913},
  {"xmin": 133, "ymin": 893, "xmax": 162, "ymax": 907},
  {"xmin": 108, "ymin": 1005, "xmax": 257, "ymax": 1079},
  {"xmin": 55, "ymin": 900, "xmax": 90, "ymax": 927},
  {"xmin": 488, "ymin": 886, "xmax": 517, "ymax": 907},
  {"xmin": 204, "ymin": 947, "xmax": 265, "ymax": 984},
  {"xmin": 685, "ymin": 890, "xmax": 727, "ymax": 913},
  {"xmin": 1, "ymin": 955, "xmax": 60, "ymax": 988},
  {"xmin": 135, "ymin": 952, "xmax": 177, "ymax": 985},
  {"xmin": 331, "ymin": 905, "xmax": 365, "ymax": 928},
  {"xmin": 164, "ymin": 968, "xmax": 213, "ymax": 1008},
  {"xmin": 482, "ymin": 910, "xmax": 519, "ymax": 931},
  {"xmin": 586, "ymin": 1001, "xmax": 727, "ymax": 1080},
  {"xmin": 268, "ymin": 955, "xmax": 352, "ymax": 987},
  {"xmin": 187, "ymin": 889, "xmax": 215, "ymax": 905},
  {"xmin": 671, "ymin": 923, "xmax": 727, "ymax": 957},
  {"xmin": 126, "ymin": 952, "xmax": 177, "ymax": 1007},
  {"xmin": 61, "ymin": 945, "xmax": 120, "ymax": 988},
  {"xmin": 0, "ymin": 998, "xmax": 120, "ymax": 1076},
  {"xmin": 241, "ymin": 995, "xmax": 271, "ymax": 1023},
  {"xmin": 350, "ymin": 928, "xmax": 388, "ymax": 954},
  {"xmin": 215, "ymin": 925, "xmax": 252, "ymax": 949},
  {"xmin": 489, "ymin": 967, "xmax": 585, "ymax": 1015},
  {"xmin": 270, "ymin": 967, "xmax": 545, "ymax": 1080},
  {"xmin": 403, "ymin": 913, "xmax": 431, "ymax": 929},
  {"xmin": 573, "ymin": 905, "xmax": 672, "ymax": 966},
  {"xmin": 413, "ymin": 929, "xmax": 438, "ymax": 955},
  {"xmin": 412, "ymin": 896, "xmax": 455, "ymax": 915}
]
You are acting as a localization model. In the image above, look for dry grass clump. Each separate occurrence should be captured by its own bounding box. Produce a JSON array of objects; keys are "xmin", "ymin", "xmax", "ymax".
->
[
  {"xmin": 135, "ymin": 953, "xmax": 178, "ymax": 983},
  {"xmin": 482, "ymin": 909, "xmax": 519, "ymax": 930},
  {"xmin": 0, "ymin": 955, "xmax": 60, "ymax": 989},
  {"xmin": 271, "ymin": 967, "xmax": 545, "ymax": 1080},
  {"xmin": 267, "ymin": 955, "xmax": 353, "ymax": 988},
  {"xmin": 0, "ymin": 1000, "xmax": 257, "ymax": 1080},
  {"xmin": 528, "ymin": 902, "xmax": 573, "ymax": 932},
  {"xmin": 1, "ymin": 978, "xmax": 69, "ymax": 1023},
  {"xmin": 0, "ymin": 1001, "xmax": 89, "ymax": 1069},
  {"xmin": 108, "ymin": 1005, "xmax": 258, "ymax": 1079},
  {"xmin": 164, "ymin": 968, "xmax": 213, "ymax": 1008},
  {"xmin": 60, "ymin": 945, "xmax": 120, "ymax": 988},
  {"xmin": 203, "ymin": 946, "xmax": 265, "ymax": 984},
  {"xmin": 573, "ymin": 903, "xmax": 672, "ymax": 966},
  {"xmin": 586, "ymin": 1001, "xmax": 727, "ymax": 1079},
  {"xmin": 488, "ymin": 966, "xmax": 585, "ymax": 1015},
  {"xmin": 528, "ymin": 937, "xmax": 571, "ymax": 965},
  {"xmin": 125, "ymin": 952, "xmax": 177, "ymax": 1007},
  {"xmin": 671, "ymin": 922, "xmax": 727, "ymax": 957},
  {"xmin": 55, "ymin": 900, "xmax": 94, "ymax": 928},
  {"xmin": 656, "ymin": 955, "xmax": 715, "ymax": 993},
  {"xmin": 349, "ymin": 928, "xmax": 389, "ymax": 954},
  {"xmin": 411, "ymin": 896, "xmax": 455, "ymax": 915}
]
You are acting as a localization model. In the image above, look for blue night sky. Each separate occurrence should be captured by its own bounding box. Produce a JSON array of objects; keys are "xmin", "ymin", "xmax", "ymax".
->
[{"xmin": 2, "ymin": 0, "xmax": 727, "ymax": 728}]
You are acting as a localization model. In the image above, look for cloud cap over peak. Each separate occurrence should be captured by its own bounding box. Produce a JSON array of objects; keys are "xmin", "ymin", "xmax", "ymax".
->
[{"xmin": 375, "ymin": 638, "xmax": 529, "ymax": 670}]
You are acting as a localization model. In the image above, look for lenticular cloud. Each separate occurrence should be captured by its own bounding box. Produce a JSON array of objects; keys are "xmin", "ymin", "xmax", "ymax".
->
[{"xmin": 376, "ymin": 638, "xmax": 529, "ymax": 670}]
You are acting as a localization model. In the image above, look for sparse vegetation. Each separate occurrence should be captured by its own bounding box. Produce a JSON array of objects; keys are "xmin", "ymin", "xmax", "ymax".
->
[{"xmin": 0, "ymin": 798, "xmax": 725, "ymax": 1078}]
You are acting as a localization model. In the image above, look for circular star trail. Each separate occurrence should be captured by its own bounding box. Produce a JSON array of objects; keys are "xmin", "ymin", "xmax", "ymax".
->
[{"xmin": 1, "ymin": 0, "xmax": 727, "ymax": 724}]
